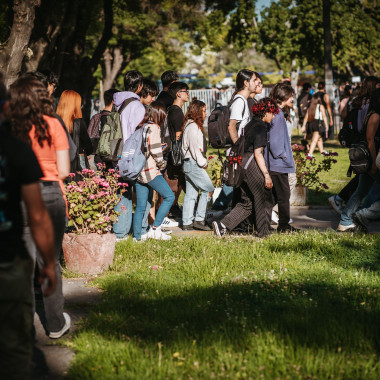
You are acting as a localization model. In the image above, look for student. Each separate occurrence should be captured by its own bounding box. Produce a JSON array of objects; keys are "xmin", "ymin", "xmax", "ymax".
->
[
  {"xmin": 247, "ymin": 71, "xmax": 263, "ymax": 117},
  {"xmin": 156, "ymin": 70, "xmax": 179, "ymax": 109},
  {"xmin": 181, "ymin": 100, "xmax": 214, "ymax": 230},
  {"xmin": 133, "ymin": 103, "xmax": 175, "ymax": 241},
  {"xmin": 140, "ymin": 78, "xmax": 159, "ymax": 106},
  {"xmin": 315, "ymin": 81, "xmax": 334, "ymax": 135},
  {"xmin": 213, "ymin": 98, "xmax": 279, "ymax": 238},
  {"xmin": 9, "ymin": 76, "xmax": 71, "ymax": 339},
  {"xmin": 0, "ymin": 74, "xmax": 57, "ymax": 379},
  {"xmin": 112, "ymin": 70, "xmax": 146, "ymax": 240}
]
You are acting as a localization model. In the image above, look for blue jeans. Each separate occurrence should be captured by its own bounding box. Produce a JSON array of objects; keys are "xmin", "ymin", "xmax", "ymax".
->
[
  {"xmin": 212, "ymin": 184, "xmax": 233, "ymax": 210},
  {"xmin": 340, "ymin": 171, "xmax": 380, "ymax": 226},
  {"xmin": 182, "ymin": 158, "xmax": 214, "ymax": 226},
  {"xmin": 133, "ymin": 175, "xmax": 175, "ymax": 240},
  {"xmin": 362, "ymin": 182, "xmax": 380, "ymax": 209},
  {"xmin": 113, "ymin": 188, "xmax": 133, "ymax": 238}
]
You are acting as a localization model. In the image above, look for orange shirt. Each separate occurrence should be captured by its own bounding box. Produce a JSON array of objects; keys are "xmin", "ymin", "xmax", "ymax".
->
[{"xmin": 29, "ymin": 115, "xmax": 69, "ymax": 182}]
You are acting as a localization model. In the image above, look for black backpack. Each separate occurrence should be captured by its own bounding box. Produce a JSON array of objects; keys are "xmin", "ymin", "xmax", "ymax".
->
[
  {"xmin": 160, "ymin": 113, "xmax": 173, "ymax": 158},
  {"xmin": 298, "ymin": 92, "xmax": 310, "ymax": 118},
  {"xmin": 338, "ymin": 109, "xmax": 360, "ymax": 148},
  {"xmin": 208, "ymin": 97, "xmax": 246, "ymax": 148}
]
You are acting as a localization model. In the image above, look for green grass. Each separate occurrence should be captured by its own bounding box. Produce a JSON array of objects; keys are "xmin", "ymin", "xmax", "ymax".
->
[{"xmin": 66, "ymin": 232, "xmax": 380, "ymax": 379}]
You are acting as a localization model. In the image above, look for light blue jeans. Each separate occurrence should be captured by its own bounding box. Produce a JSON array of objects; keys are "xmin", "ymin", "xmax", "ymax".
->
[
  {"xmin": 133, "ymin": 175, "xmax": 175, "ymax": 240},
  {"xmin": 212, "ymin": 184, "xmax": 233, "ymax": 210},
  {"xmin": 340, "ymin": 171, "xmax": 380, "ymax": 226},
  {"xmin": 113, "ymin": 188, "xmax": 133, "ymax": 238},
  {"xmin": 182, "ymin": 158, "xmax": 214, "ymax": 226}
]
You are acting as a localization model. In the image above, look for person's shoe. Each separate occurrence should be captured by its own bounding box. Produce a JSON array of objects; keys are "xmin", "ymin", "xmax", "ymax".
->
[
  {"xmin": 133, "ymin": 237, "xmax": 143, "ymax": 243},
  {"xmin": 161, "ymin": 217, "xmax": 179, "ymax": 230},
  {"xmin": 168, "ymin": 203, "xmax": 182, "ymax": 219},
  {"xmin": 306, "ymin": 153, "xmax": 314, "ymax": 159},
  {"xmin": 205, "ymin": 210, "xmax": 223, "ymax": 224},
  {"xmin": 271, "ymin": 210, "xmax": 279, "ymax": 224},
  {"xmin": 147, "ymin": 226, "xmax": 171, "ymax": 240},
  {"xmin": 352, "ymin": 213, "xmax": 368, "ymax": 233},
  {"xmin": 328, "ymin": 195, "xmax": 345, "ymax": 216},
  {"xmin": 116, "ymin": 236, "xmax": 128, "ymax": 242},
  {"xmin": 193, "ymin": 220, "xmax": 212, "ymax": 231},
  {"xmin": 277, "ymin": 224, "xmax": 300, "ymax": 233},
  {"xmin": 49, "ymin": 312, "xmax": 71, "ymax": 339},
  {"xmin": 213, "ymin": 221, "xmax": 227, "ymax": 237},
  {"xmin": 182, "ymin": 223, "xmax": 194, "ymax": 231},
  {"xmin": 337, "ymin": 223, "xmax": 358, "ymax": 232}
]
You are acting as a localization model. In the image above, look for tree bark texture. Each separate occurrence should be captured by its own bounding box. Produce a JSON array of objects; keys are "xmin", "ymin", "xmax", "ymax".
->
[
  {"xmin": 0, "ymin": 0, "xmax": 41, "ymax": 86},
  {"xmin": 103, "ymin": 47, "xmax": 123, "ymax": 91}
]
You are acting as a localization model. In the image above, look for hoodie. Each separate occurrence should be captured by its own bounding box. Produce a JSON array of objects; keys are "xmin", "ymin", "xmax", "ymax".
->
[{"xmin": 113, "ymin": 91, "xmax": 146, "ymax": 143}]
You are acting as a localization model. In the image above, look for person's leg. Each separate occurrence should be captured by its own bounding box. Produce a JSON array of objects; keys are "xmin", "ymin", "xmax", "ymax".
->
[
  {"xmin": 316, "ymin": 136, "xmax": 325, "ymax": 153},
  {"xmin": 148, "ymin": 190, "xmax": 156, "ymax": 224},
  {"xmin": 133, "ymin": 182, "xmax": 150, "ymax": 241},
  {"xmin": 338, "ymin": 175, "xmax": 359, "ymax": 203},
  {"xmin": 362, "ymin": 182, "xmax": 380, "ymax": 209},
  {"xmin": 212, "ymin": 184, "xmax": 233, "ymax": 210},
  {"xmin": 271, "ymin": 172, "xmax": 291, "ymax": 228},
  {"xmin": 308, "ymin": 131, "xmax": 320, "ymax": 156},
  {"xmin": 182, "ymin": 161, "xmax": 199, "ymax": 226},
  {"xmin": 142, "ymin": 188, "xmax": 153, "ymax": 236},
  {"xmin": 148, "ymin": 175, "xmax": 175, "ymax": 227},
  {"xmin": 113, "ymin": 187, "xmax": 133, "ymax": 238}
]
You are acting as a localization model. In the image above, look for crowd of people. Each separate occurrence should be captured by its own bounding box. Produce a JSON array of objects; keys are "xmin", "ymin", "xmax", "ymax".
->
[{"xmin": 1, "ymin": 66, "xmax": 380, "ymax": 377}]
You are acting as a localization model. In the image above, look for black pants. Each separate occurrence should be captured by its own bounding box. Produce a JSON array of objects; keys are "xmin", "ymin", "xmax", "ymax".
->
[
  {"xmin": 222, "ymin": 157, "xmax": 272, "ymax": 237},
  {"xmin": 339, "ymin": 175, "xmax": 359, "ymax": 203},
  {"xmin": 271, "ymin": 171, "xmax": 291, "ymax": 228}
]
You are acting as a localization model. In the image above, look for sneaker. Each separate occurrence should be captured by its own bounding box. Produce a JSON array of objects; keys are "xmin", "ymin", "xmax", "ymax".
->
[
  {"xmin": 147, "ymin": 226, "xmax": 171, "ymax": 240},
  {"xmin": 161, "ymin": 217, "xmax": 179, "ymax": 229},
  {"xmin": 352, "ymin": 213, "xmax": 368, "ymax": 233},
  {"xmin": 182, "ymin": 223, "xmax": 194, "ymax": 231},
  {"xmin": 337, "ymin": 223, "xmax": 358, "ymax": 232},
  {"xmin": 49, "ymin": 312, "xmax": 71, "ymax": 339},
  {"xmin": 212, "ymin": 221, "xmax": 227, "ymax": 237},
  {"xmin": 116, "ymin": 236, "xmax": 128, "ymax": 242},
  {"xmin": 306, "ymin": 153, "xmax": 314, "ymax": 159},
  {"xmin": 193, "ymin": 220, "xmax": 212, "ymax": 231},
  {"xmin": 328, "ymin": 195, "xmax": 344, "ymax": 216},
  {"xmin": 271, "ymin": 210, "xmax": 279, "ymax": 224},
  {"xmin": 277, "ymin": 224, "xmax": 300, "ymax": 233},
  {"xmin": 205, "ymin": 210, "xmax": 223, "ymax": 223}
]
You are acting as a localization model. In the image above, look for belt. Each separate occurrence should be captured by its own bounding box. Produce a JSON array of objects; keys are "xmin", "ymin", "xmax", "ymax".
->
[{"xmin": 40, "ymin": 180, "xmax": 56, "ymax": 186}]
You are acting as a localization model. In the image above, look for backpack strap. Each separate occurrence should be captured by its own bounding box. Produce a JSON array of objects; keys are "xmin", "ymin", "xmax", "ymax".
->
[{"xmin": 118, "ymin": 98, "xmax": 138, "ymax": 115}]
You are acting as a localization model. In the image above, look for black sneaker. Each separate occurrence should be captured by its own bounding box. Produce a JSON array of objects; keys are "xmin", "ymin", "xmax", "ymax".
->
[
  {"xmin": 352, "ymin": 213, "xmax": 368, "ymax": 233},
  {"xmin": 182, "ymin": 223, "xmax": 194, "ymax": 231},
  {"xmin": 277, "ymin": 224, "xmax": 300, "ymax": 233},
  {"xmin": 193, "ymin": 220, "xmax": 212, "ymax": 231},
  {"xmin": 213, "ymin": 221, "xmax": 227, "ymax": 237}
]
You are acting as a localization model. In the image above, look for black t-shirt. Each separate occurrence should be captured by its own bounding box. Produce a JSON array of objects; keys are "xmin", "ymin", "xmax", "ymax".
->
[
  {"xmin": 72, "ymin": 118, "xmax": 93, "ymax": 155},
  {"xmin": 167, "ymin": 105, "xmax": 184, "ymax": 141},
  {"xmin": 244, "ymin": 118, "xmax": 269, "ymax": 153},
  {"xmin": 247, "ymin": 97, "xmax": 258, "ymax": 119},
  {"xmin": 0, "ymin": 122, "xmax": 43, "ymax": 262},
  {"xmin": 156, "ymin": 91, "xmax": 174, "ymax": 110}
]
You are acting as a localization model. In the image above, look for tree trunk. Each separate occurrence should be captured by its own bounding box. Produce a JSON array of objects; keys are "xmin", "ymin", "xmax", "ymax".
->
[
  {"xmin": 103, "ymin": 47, "xmax": 123, "ymax": 91},
  {"xmin": 0, "ymin": 0, "xmax": 41, "ymax": 86},
  {"xmin": 345, "ymin": 62, "xmax": 354, "ymax": 77}
]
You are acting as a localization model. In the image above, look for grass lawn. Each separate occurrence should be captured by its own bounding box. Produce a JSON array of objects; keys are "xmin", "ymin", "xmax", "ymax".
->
[{"xmin": 66, "ymin": 232, "xmax": 380, "ymax": 379}]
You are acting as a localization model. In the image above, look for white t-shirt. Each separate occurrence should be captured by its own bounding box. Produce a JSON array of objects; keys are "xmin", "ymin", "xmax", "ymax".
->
[{"xmin": 229, "ymin": 94, "xmax": 250, "ymax": 137}]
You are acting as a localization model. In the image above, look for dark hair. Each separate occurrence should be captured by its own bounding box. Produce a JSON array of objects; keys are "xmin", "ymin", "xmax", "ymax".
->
[
  {"xmin": 168, "ymin": 81, "xmax": 189, "ymax": 100},
  {"xmin": 161, "ymin": 70, "xmax": 179, "ymax": 88},
  {"xmin": 0, "ymin": 71, "xmax": 8, "ymax": 103},
  {"xmin": 352, "ymin": 76, "xmax": 380, "ymax": 109},
  {"xmin": 182, "ymin": 99, "xmax": 206, "ymax": 134},
  {"xmin": 140, "ymin": 78, "xmax": 159, "ymax": 99},
  {"xmin": 342, "ymin": 84, "xmax": 352, "ymax": 99},
  {"xmin": 144, "ymin": 101, "xmax": 167, "ymax": 126},
  {"xmin": 228, "ymin": 69, "xmax": 255, "ymax": 106},
  {"xmin": 251, "ymin": 97, "xmax": 279, "ymax": 119},
  {"xmin": 269, "ymin": 83, "xmax": 295, "ymax": 104},
  {"xmin": 368, "ymin": 88, "xmax": 380, "ymax": 115},
  {"xmin": 302, "ymin": 82, "xmax": 312, "ymax": 92},
  {"xmin": 124, "ymin": 70, "xmax": 143, "ymax": 92},
  {"xmin": 318, "ymin": 81, "xmax": 325, "ymax": 90},
  {"xmin": 253, "ymin": 71, "xmax": 262, "ymax": 82},
  {"xmin": 104, "ymin": 88, "xmax": 119, "ymax": 107},
  {"xmin": 9, "ymin": 76, "xmax": 53, "ymax": 147},
  {"xmin": 307, "ymin": 93, "xmax": 323, "ymax": 122},
  {"xmin": 39, "ymin": 70, "xmax": 59, "ymax": 86}
]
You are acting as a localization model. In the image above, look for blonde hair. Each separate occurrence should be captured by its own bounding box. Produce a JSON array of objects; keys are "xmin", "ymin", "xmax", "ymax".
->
[{"xmin": 56, "ymin": 90, "xmax": 82, "ymax": 133}]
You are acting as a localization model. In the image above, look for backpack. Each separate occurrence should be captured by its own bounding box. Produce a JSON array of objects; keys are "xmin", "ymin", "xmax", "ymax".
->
[
  {"xmin": 118, "ymin": 125, "xmax": 146, "ymax": 181},
  {"xmin": 298, "ymin": 92, "xmax": 310, "ymax": 118},
  {"xmin": 338, "ymin": 109, "xmax": 360, "ymax": 148},
  {"xmin": 208, "ymin": 96, "xmax": 246, "ymax": 149},
  {"xmin": 96, "ymin": 98, "xmax": 137, "ymax": 162},
  {"xmin": 160, "ymin": 115, "xmax": 172, "ymax": 157}
]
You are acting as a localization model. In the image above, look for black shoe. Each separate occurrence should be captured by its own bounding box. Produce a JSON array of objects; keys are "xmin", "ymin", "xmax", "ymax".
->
[
  {"xmin": 277, "ymin": 224, "xmax": 300, "ymax": 233},
  {"xmin": 212, "ymin": 221, "xmax": 227, "ymax": 237},
  {"xmin": 193, "ymin": 220, "xmax": 212, "ymax": 231},
  {"xmin": 352, "ymin": 214, "xmax": 368, "ymax": 233},
  {"xmin": 182, "ymin": 223, "xmax": 194, "ymax": 231}
]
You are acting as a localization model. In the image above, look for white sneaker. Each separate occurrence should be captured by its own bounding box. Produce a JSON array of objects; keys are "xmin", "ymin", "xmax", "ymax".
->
[
  {"xmin": 49, "ymin": 312, "xmax": 71, "ymax": 339},
  {"xmin": 328, "ymin": 195, "xmax": 344, "ymax": 216},
  {"xmin": 161, "ymin": 217, "xmax": 179, "ymax": 229},
  {"xmin": 289, "ymin": 218, "xmax": 293, "ymax": 224},
  {"xmin": 205, "ymin": 210, "xmax": 223, "ymax": 223},
  {"xmin": 271, "ymin": 210, "xmax": 279, "ymax": 224},
  {"xmin": 116, "ymin": 236, "xmax": 128, "ymax": 242},
  {"xmin": 147, "ymin": 226, "xmax": 172, "ymax": 240},
  {"xmin": 337, "ymin": 223, "xmax": 358, "ymax": 232}
]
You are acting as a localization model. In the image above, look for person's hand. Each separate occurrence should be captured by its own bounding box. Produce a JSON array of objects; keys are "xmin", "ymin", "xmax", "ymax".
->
[
  {"xmin": 301, "ymin": 127, "xmax": 306, "ymax": 133},
  {"xmin": 369, "ymin": 163, "xmax": 377, "ymax": 175},
  {"xmin": 39, "ymin": 262, "xmax": 57, "ymax": 297},
  {"xmin": 329, "ymin": 119, "xmax": 333, "ymax": 127},
  {"xmin": 264, "ymin": 173, "xmax": 273, "ymax": 189}
]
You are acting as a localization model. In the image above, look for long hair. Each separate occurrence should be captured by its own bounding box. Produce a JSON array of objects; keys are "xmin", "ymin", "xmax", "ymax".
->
[
  {"xmin": 56, "ymin": 90, "xmax": 82, "ymax": 133},
  {"xmin": 269, "ymin": 83, "xmax": 295, "ymax": 105},
  {"xmin": 352, "ymin": 76, "xmax": 380, "ymax": 110},
  {"xmin": 307, "ymin": 93, "xmax": 322, "ymax": 122},
  {"xmin": 368, "ymin": 88, "xmax": 380, "ymax": 115},
  {"xmin": 143, "ymin": 101, "xmax": 167, "ymax": 126},
  {"xmin": 182, "ymin": 100, "xmax": 206, "ymax": 134},
  {"xmin": 9, "ymin": 76, "xmax": 53, "ymax": 147},
  {"xmin": 228, "ymin": 69, "xmax": 254, "ymax": 107}
]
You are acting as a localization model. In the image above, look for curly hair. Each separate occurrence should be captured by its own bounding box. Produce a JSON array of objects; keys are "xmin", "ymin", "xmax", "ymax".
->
[
  {"xmin": 182, "ymin": 99, "xmax": 206, "ymax": 134},
  {"xmin": 251, "ymin": 97, "xmax": 279, "ymax": 119},
  {"xmin": 9, "ymin": 76, "xmax": 53, "ymax": 147}
]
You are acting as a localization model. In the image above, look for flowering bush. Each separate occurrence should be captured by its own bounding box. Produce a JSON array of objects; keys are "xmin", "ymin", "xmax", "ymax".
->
[
  {"xmin": 208, "ymin": 155, "xmax": 223, "ymax": 187},
  {"xmin": 292, "ymin": 144, "xmax": 338, "ymax": 192},
  {"xmin": 65, "ymin": 164, "xmax": 128, "ymax": 234}
]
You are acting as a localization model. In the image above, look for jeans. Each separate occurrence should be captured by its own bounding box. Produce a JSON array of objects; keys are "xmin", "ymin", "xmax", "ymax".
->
[
  {"xmin": 340, "ymin": 171, "xmax": 380, "ymax": 226},
  {"xmin": 133, "ymin": 175, "xmax": 175, "ymax": 240},
  {"xmin": 113, "ymin": 187, "xmax": 133, "ymax": 238},
  {"xmin": 212, "ymin": 184, "xmax": 233, "ymax": 210},
  {"xmin": 182, "ymin": 158, "xmax": 214, "ymax": 226},
  {"xmin": 362, "ymin": 182, "xmax": 380, "ymax": 209}
]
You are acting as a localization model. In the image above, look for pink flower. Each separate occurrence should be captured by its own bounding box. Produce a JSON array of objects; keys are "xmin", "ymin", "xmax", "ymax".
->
[
  {"xmin": 97, "ymin": 163, "xmax": 103, "ymax": 167},
  {"xmin": 89, "ymin": 194, "xmax": 96, "ymax": 200},
  {"xmin": 332, "ymin": 159, "xmax": 337, "ymax": 163},
  {"xmin": 306, "ymin": 156, "xmax": 313, "ymax": 160},
  {"xmin": 108, "ymin": 169, "xmax": 115, "ymax": 173},
  {"xmin": 304, "ymin": 171, "xmax": 308, "ymax": 175},
  {"xmin": 104, "ymin": 216, "xmax": 110, "ymax": 222},
  {"xmin": 152, "ymin": 265, "xmax": 158, "ymax": 271},
  {"xmin": 322, "ymin": 183, "xmax": 328, "ymax": 189},
  {"xmin": 100, "ymin": 181, "xmax": 110, "ymax": 188},
  {"xmin": 69, "ymin": 173, "xmax": 75, "ymax": 177}
]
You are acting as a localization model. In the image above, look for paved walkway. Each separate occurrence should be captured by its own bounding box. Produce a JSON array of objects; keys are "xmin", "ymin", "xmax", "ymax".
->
[{"xmin": 31, "ymin": 206, "xmax": 380, "ymax": 378}]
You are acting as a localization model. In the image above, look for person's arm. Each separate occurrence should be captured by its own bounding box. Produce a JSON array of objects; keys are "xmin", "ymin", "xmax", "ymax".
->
[
  {"xmin": 186, "ymin": 124, "xmax": 208, "ymax": 168},
  {"xmin": 321, "ymin": 105, "xmax": 329, "ymax": 138},
  {"xmin": 301, "ymin": 110, "xmax": 309, "ymax": 133},
  {"xmin": 148, "ymin": 125, "xmax": 166, "ymax": 170},
  {"xmin": 228, "ymin": 119, "xmax": 239, "ymax": 144},
  {"xmin": 324, "ymin": 93, "xmax": 333, "ymax": 126},
  {"xmin": 269, "ymin": 114, "xmax": 286, "ymax": 159},
  {"xmin": 79, "ymin": 119, "xmax": 93, "ymax": 155},
  {"xmin": 339, "ymin": 98, "xmax": 349, "ymax": 119},
  {"xmin": 228, "ymin": 98, "xmax": 245, "ymax": 144},
  {"xmin": 254, "ymin": 147, "xmax": 272, "ymax": 189},
  {"xmin": 22, "ymin": 183, "xmax": 57, "ymax": 296},
  {"xmin": 56, "ymin": 149, "xmax": 70, "ymax": 180},
  {"xmin": 366, "ymin": 113, "xmax": 380, "ymax": 174}
]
